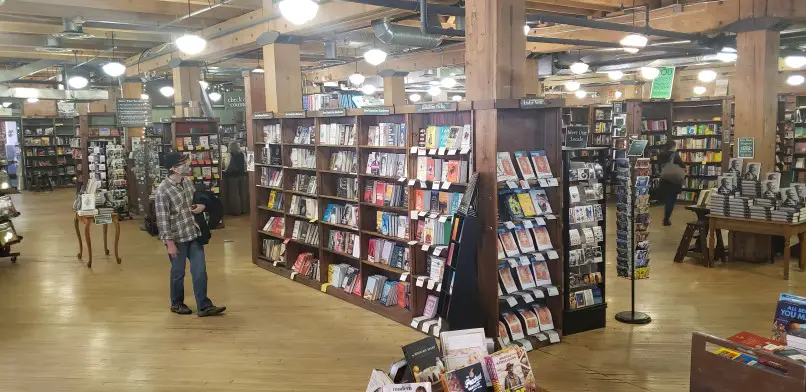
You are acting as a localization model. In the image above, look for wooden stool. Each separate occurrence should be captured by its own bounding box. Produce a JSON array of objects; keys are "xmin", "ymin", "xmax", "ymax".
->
[{"xmin": 675, "ymin": 220, "xmax": 725, "ymax": 267}]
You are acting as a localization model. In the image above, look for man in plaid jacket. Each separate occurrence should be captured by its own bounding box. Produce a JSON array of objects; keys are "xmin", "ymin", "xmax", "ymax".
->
[{"xmin": 155, "ymin": 152, "xmax": 226, "ymax": 317}]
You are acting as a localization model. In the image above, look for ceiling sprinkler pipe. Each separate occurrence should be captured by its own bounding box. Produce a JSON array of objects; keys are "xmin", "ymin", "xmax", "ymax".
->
[{"xmin": 372, "ymin": 18, "xmax": 442, "ymax": 49}]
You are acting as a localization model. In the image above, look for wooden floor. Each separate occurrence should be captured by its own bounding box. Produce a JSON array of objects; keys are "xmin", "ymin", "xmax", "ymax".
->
[{"xmin": 0, "ymin": 190, "xmax": 801, "ymax": 391}]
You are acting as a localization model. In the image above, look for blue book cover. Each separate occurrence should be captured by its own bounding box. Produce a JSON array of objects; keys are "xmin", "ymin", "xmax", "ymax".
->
[
  {"xmin": 381, "ymin": 214, "xmax": 390, "ymax": 235},
  {"xmin": 399, "ymin": 124, "xmax": 407, "ymax": 147},
  {"xmin": 323, "ymin": 205, "xmax": 333, "ymax": 222},
  {"xmin": 380, "ymin": 281, "xmax": 393, "ymax": 304},
  {"xmin": 773, "ymin": 293, "xmax": 806, "ymax": 342},
  {"xmin": 438, "ymin": 126, "xmax": 450, "ymax": 148}
]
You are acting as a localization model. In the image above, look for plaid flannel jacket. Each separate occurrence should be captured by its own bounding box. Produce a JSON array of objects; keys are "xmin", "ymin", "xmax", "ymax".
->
[{"xmin": 155, "ymin": 176, "xmax": 200, "ymax": 243}]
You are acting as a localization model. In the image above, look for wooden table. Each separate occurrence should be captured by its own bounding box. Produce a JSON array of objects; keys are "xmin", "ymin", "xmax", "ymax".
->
[
  {"xmin": 708, "ymin": 215, "xmax": 806, "ymax": 279},
  {"xmin": 74, "ymin": 212, "xmax": 122, "ymax": 268}
]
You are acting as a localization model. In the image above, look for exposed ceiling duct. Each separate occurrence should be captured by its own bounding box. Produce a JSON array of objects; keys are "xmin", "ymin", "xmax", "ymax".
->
[
  {"xmin": 36, "ymin": 37, "xmax": 73, "ymax": 53},
  {"xmin": 0, "ymin": 60, "xmax": 63, "ymax": 83},
  {"xmin": 53, "ymin": 17, "xmax": 95, "ymax": 40},
  {"xmin": 372, "ymin": 18, "xmax": 442, "ymax": 49}
]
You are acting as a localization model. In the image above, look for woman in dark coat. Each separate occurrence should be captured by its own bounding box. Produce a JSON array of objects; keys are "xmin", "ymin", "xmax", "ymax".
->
[
  {"xmin": 224, "ymin": 141, "xmax": 249, "ymax": 215},
  {"xmin": 656, "ymin": 140, "xmax": 685, "ymax": 226}
]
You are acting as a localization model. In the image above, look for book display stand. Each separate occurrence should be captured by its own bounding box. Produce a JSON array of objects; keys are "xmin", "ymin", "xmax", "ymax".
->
[
  {"xmin": 562, "ymin": 147, "xmax": 609, "ymax": 335},
  {"xmin": 0, "ymin": 190, "xmax": 22, "ymax": 263},
  {"xmin": 171, "ymin": 118, "xmax": 221, "ymax": 194},
  {"xmin": 79, "ymin": 113, "xmax": 130, "ymax": 219}
]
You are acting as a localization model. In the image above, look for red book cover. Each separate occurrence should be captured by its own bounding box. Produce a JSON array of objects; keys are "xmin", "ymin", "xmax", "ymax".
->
[
  {"xmin": 446, "ymin": 243, "xmax": 455, "ymax": 267},
  {"xmin": 367, "ymin": 238, "xmax": 376, "ymax": 262},
  {"xmin": 427, "ymin": 158, "xmax": 435, "ymax": 181},
  {"xmin": 374, "ymin": 182, "xmax": 385, "ymax": 205},
  {"xmin": 352, "ymin": 273, "xmax": 363, "ymax": 296},
  {"xmin": 415, "ymin": 190, "xmax": 425, "ymax": 211},
  {"xmin": 727, "ymin": 331, "xmax": 785, "ymax": 352},
  {"xmin": 363, "ymin": 182, "xmax": 373, "ymax": 203}
]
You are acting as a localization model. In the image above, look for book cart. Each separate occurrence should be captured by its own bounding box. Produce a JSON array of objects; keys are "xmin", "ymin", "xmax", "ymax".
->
[
  {"xmin": 171, "ymin": 118, "xmax": 221, "ymax": 194},
  {"xmin": 671, "ymin": 99, "xmax": 727, "ymax": 202}
]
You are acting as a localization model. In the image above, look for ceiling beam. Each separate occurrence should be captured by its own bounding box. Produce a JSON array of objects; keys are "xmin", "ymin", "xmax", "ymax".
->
[
  {"xmin": 0, "ymin": 20, "xmax": 169, "ymax": 42},
  {"xmin": 526, "ymin": 0, "xmax": 619, "ymax": 13},
  {"xmin": 524, "ymin": 2, "xmax": 600, "ymax": 16},
  {"xmin": 2, "ymin": 0, "xmax": 247, "ymax": 20}
]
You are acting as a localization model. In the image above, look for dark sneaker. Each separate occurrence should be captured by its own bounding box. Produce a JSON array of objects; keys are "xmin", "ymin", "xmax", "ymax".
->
[
  {"xmin": 663, "ymin": 221, "xmax": 672, "ymax": 226},
  {"xmin": 171, "ymin": 303, "xmax": 192, "ymax": 315},
  {"xmin": 198, "ymin": 305, "xmax": 226, "ymax": 317}
]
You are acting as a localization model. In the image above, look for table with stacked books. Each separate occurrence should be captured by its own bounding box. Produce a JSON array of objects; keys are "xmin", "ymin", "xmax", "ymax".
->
[{"xmin": 705, "ymin": 165, "xmax": 806, "ymax": 279}]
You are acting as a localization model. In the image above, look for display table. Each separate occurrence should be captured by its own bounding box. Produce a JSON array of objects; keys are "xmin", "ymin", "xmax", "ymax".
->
[
  {"xmin": 708, "ymin": 215, "xmax": 806, "ymax": 279},
  {"xmin": 74, "ymin": 212, "xmax": 122, "ymax": 268}
]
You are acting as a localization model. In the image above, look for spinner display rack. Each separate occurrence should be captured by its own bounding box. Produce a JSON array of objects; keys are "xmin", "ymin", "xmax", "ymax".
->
[
  {"xmin": 171, "ymin": 118, "xmax": 221, "ymax": 194},
  {"xmin": 561, "ymin": 147, "xmax": 608, "ymax": 335},
  {"xmin": 640, "ymin": 100, "xmax": 672, "ymax": 191},
  {"xmin": 671, "ymin": 99, "xmax": 725, "ymax": 202},
  {"xmin": 81, "ymin": 113, "xmax": 130, "ymax": 218},
  {"xmin": 21, "ymin": 117, "xmax": 58, "ymax": 191}
]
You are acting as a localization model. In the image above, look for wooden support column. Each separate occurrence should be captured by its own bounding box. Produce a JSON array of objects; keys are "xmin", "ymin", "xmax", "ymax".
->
[
  {"xmin": 525, "ymin": 58, "xmax": 542, "ymax": 97},
  {"xmin": 172, "ymin": 65, "xmax": 202, "ymax": 117},
  {"xmin": 263, "ymin": 44, "xmax": 302, "ymax": 113},
  {"xmin": 382, "ymin": 76, "xmax": 406, "ymax": 106},
  {"xmin": 122, "ymin": 80, "xmax": 144, "ymax": 139},
  {"xmin": 245, "ymin": 71, "xmax": 266, "ymax": 264},
  {"xmin": 734, "ymin": 30, "xmax": 779, "ymax": 172}
]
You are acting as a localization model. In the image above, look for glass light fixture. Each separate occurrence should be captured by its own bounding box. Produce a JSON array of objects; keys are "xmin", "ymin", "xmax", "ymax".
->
[
  {"xmin": 575, "ymin": 90, "xmax": 587, "ymax": 99},
  {"xmin": 323, "ymin": 81, "xmax": 339, "ymax": 87},
  {"xmin": 252, "ymin": 68, "xmax": 264, "ymax": 73},
  {"xmin": 570, "ymin": 61, "xmax": 589, "ymax": 74},
  {"xmin": 159, "ymin": 86, "xmax": 175, "ymax": 97},
  {"xmin": 427, "ymin": 86, "xmax": 442, "ymax": 96},
  {"xmin": 451, "ymin": 95, "xmax": 462, "ymax": 102},
  {"xmin": 640, "ymin": 67, "xmax": 660, "ymax": 80},
  {"xmin": 787, "ymin": 74, "xmax": 805, "ymax": 86},
  {"xmin": 1, "ymin": 102, "xmax": 11, "ymax": 108},
  {"xmin": 175, "ymin": 34, "xmax": 207, "ymax": 55},
  {"xmin": 102, "ymin": 62, "xmax": 126, "ymax": 77},
  {"xmin": 565, "ymin": 80, "xmax": 580, "ymax": 92},
  {"xmin": 716, "ymin": 47, "xmax": 737, "ymax": 62},
  {"xmin": 440, "ymin": 77, "xmax": 457, "ymax": 89},
  {"xmin": 348, "ymin": 73, "xmax": 365, "ymax": 86},
  {"xmin": 67, "ymin": 75, "xmax": 88, "ymax": 89},
  {"xmin": 140, "ymin": 94, "xmax": 149, "ymax": 100},
  {"xmin": 614, "ymin": 91, "xmax": 623, "ymax": 99},
  {"xmin": 785, "ymin": 56, "xmax": 806, "ymax": 69},
  {"xmin": 623, "ymin": 47, "xmax": 640, "ymax": 54},
  {"xmin": 524, "ymin": 24, "xmax": 530, "ymax": 36},
  {"xmin": 361, "ymin": 84, "xmax": 377, "ymax": 95},
  {"xmin": 209, "ymin": 91, "xmax": 222, "ymax": 101},
  {"xmin": 199, "ymin": 80, "xmax": 209, "ymax": 90},
  {"xmin": 364, "ymin": 49, "xmax": 387, "ymax": 66},
  {"xmin": 620, "ymin": 34, "xmax": 648, "ymax": 49},
  {"xmin": 608, "ymin": 71, "xmax": 624, "ymax": 81},
  {"xmin": 279, "ymin": 0, "xmax": 319, "ymax": 25},
  {"xmin": 26, "ymin": 97, "xmax": 39, "ymax": 103},
  {"xmin": 409, "ymin": 93, "xmax": 421, "ymax": 102},
  {"xmin": 693, "ymin": 86, "xmax": 707, "ymax": 95},
  {"xmin": 698, "ymin": 69, "xmax": 717, "ymax": 82}
]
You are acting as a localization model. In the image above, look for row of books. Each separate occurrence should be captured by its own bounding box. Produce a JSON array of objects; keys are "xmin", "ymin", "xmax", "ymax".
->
[
  {"xmin": 498, "ymin": 259, "xmax": 553, "ymax": 295},
  {"xmin": 568, "ymin": 287, "xmax": 603, "ymax": 310},
  {"xmin": 643, "ymin": 134, "xmax": 667, "ymax": 146},
  {"xmin": 364, "ymin": 275, "xmax": 402, "ymax": 307},
  {"xmin": 593, "ymin": 122, "xmax": 608, "ymax": 133},
  {"xmin": 414, "ymin": 157, "xmax": 469, "ymax": 183},
  {"xmin": 261, "ymin": 167, "xmax": 283, "ymax": 187},
  {"xmin": 367, "ymin": 238, "xmax": 411, "ymax": 271},
  {"xmin": 364, "ymin": 181, "xmax": 408, "ymax": 208},
  {"xmin": 368, "ymin": 123, "xmax": 407, "ymax": 147},
  {"xmin": 289, "ymin": 195, "xmax": 317, "ymax": 218},
  {"xmin": 323, "ymin": 203, "xmax": 358, "ymax": 228},
  {"xmin": 175, "ymin": 134, "xmax": 219, "ymax": 151},
  {"xmin": 261, "ymin": 145, "xmax": 282, "ymax": 165},
  {"xmin": 643, "ymin": 119, "xmax": 668, "ymax": 132},
  {"xmin": 415, "ymin": 216, "xmax": 453, "ymax": 247},
  {"xmin": 418, "ymin": 125, "xmax": 472, "ymax": 150},
  {"xmin": 590, "ymin": 134, "xmax": 612, "ymax": 146},
  {"xmin": 291, "ymin": 252, "xmax": 320, "ymax": 281},
  {"xmin": 182, "ymin": 150, "xmax": 217, "ymax": 166},
  {"xmin": 685, "ymin": 178, "xmax": 718, "ymax": 189},
  {"xmin": 267, "ymin": 190, "xmax": 284, "ymax": 210},
  {"xmin": 366, "ymin": 152, "xmax": 406, "ymax": 178},
  {"xmin": 498, "ymin": 225, "xmax": 554, "ymax": 257},
  {"xmin": 319, "ymin": 123, "xmax": 356, "ymax": 146},
  {"xmin": 501, "ymin": 306, "xmax": 556, "ymax": 344},
  {"xmin": 794, "ymin": 141, "xmax": 806, "ymax": 153},
  {"xmin": 496, "ymin": 150, "xmax": 553, "ymax": 182},
  {"xmin": 293, "ymin": 126, "xmax": 316, "ymax": 145},
  {"xmin": 292, "ymin": 173, "xmax": 316, "ymax": 194},
  {"xmin": 262, "ymin": 124, "xmax": 281, "ymax": 144},
  {"xmin": 337, "ymin": 177, "xmax": 359, "ymax": 200},
  {"xmin": 292, "ymin": 220, "xmax": 320, "ymax": 245},
  {"xmin": 261, "ymin": 216, "xmax": 284, "ymax": 236},
  {"xmin": 290, "ymin": 147, "xmax": 316, "ymax": 168},
  {"xmin": 680, "ymin": 151, "xmax": 722, "ymax": 163},
  {"xmin": 688, "ymin": 165, "xmax": 722, "ymax": 176},
  {"xmin": 570, "ymin": 270, "xmax": 602, "ymax": 290},
  {"xmin": 414, "ymin": 190, "xmax": 464, "ymax": 216},
  {"xmin": 189, "ymin": 166, "xmax": 219, "ymax": 180},
  {"xmin": 330, "ymin": 264, "xmax": 361, "ymax": 295},
  {"xmin": 329, "ymin": 150, "xmax": 358, "ymax": 173},
  {"xmin": 679, "ymin": 137, "xmax": 722, "ymax": 149},
  {"xmin": 426, "ymin": 255, "xmax": 445, "ymax": 282},
  {"xmin": 673, "ymin": 123, "xmax": 720, "ymax": 135},
  {"xmin": 376, "ymin": 211, "xmax": 409, "ymax": 239},
  {"xmin": 498, "ymin": 188, "xmax": 553, "ymax": 221},
  {"xmin": 262, "ymin": 239, "xmax": 284, "ymax": 262},
  {"xmin": 327, "ymin": 230, "xmax": 360, "ymax": 257}
]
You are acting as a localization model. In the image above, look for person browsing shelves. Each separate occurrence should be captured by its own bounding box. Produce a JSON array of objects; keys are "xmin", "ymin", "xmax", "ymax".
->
[{"xmin": 155, "ymin": 152, "xmax": 226, "ymax": 317}]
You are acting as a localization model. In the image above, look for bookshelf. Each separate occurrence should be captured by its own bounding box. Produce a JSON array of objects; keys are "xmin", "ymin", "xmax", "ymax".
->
[
  {"xmin": 171, "ymin": 118, "xmax": 221, "ymax": 194},
  {"xmin": 795, "ymin": 107, "xmax": 806, "ymax": 179},
  {"xmin": 671, "ymin": 100, "xmax": 725, "ymax": 201},
  {"xmin": 21, "ymin": 116, "xmax": 78, "ymax": 191},
  {"xmin": 640, "ymin": 100, "xmax": 672, "ymax": 191},
  {"xmin": 560, "ymin": 106, "xmax": 589, "ymax": 147},
  {"xmin": 589, "ymin": 105, "xmax": 612, "ymax": 148},
  {"xmin": 777, "ymin": 99, "xmax": 794, "ymax": 175}
]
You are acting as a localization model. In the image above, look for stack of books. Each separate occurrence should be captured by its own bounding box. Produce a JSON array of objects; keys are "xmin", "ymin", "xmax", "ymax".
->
[
  {"xmin": 376, "ymin": 211, "xmax": 409, "ymax": 239},
  {"xmin": 368, "ymin": 123, "xmax": 407, "ymax": 147},
  {"xmin": 327, "ymin": 230, "xmax": 360, "ymax": 257},
  {"xmin": 366, "ymin": 152, "xmax": 406, "ymax": 177},
  {"xmin": 367, "ymin": 238, "xmax": 410, "ymax": 271},
  {"xmin": 319, "ymin": 123, "xmax": 356, "ymax": 145},
  {"xmin": 291, "ymin": 252, "xmax": 320, "ymax": 281},
  {"xmin": 336, "ymin": 177, "xmax": 358, "ymax": 200},
  {"xmin": 330, "ymin": 264, "xmax": 361, "ymax": 294},
  {"xmin": 740, "ymin": 180, "xmax": 762, "ymax": 198},
  {"xmin": 292, "ymin": 220, "xmax": 319, "ymax": 245},
  {"xmin": 323, "ymin": 203, "xmax": 358, "ymax": 228},
  {"xmin": 293, "ymin": 126, "xmax": 315, "ymax": 144}
]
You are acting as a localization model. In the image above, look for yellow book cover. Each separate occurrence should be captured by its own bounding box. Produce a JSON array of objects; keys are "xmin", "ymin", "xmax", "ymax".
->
[
  {"xmin": 267, "ymin": 190, "xmax": 276, "ymax": 208},
  {"xmin": 426, "ymin": 126, "xmax": 437, "ymax": 148},
  {"xmin": 376, "ymin": 211, "xmax": 383, "ymax": 233},
  {"xmin": 518, "ymin": 193, "xmax": 537, "ymax": 217}
]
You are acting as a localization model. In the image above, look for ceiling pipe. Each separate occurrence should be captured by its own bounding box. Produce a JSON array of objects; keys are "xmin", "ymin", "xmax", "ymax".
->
[
  {"xmin": 159, "ymin": 0, "xmax": 234, "ymax": 30},
  {"xmin": 527, "ymin": 36, "xmax": 623, "ymax": 49},
  {"xmin": 526, "ymin": 12, "xmax": 706, "ymax": 42},
  {"xmin": 419, "ymin": 0, "xmax": 465, "ymax": 37},
  {"xmin": 338, "ymin": 0, "xmax": 464, "ymax": 17},
  {"xmin": 372, "ymin": 18, "xmax": 443, "ymax": 48}
]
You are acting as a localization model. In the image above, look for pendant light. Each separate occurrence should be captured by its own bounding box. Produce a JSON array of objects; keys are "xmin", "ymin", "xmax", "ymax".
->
[
  {"xmin": 252, "ymin": 58, "xmax": 264, "ymax": 73},
  {"xmin": 67, "ymin": 75, "xmax": 88, "ymax": 89},
  {"xmin": 569, "ymin": 50, "xmax": 588, "ymax": 74},
  {"xmin": 785, "ymin": 56, "xmax": 806, "ymax": 69},
  {"xmin": 160, "ymin": 86, "xmax": 175, "ymax": 97},
  {"xmin": 565, "ymin": 80, "xmax": 580, "ymax": 92},
  {"xmin": 175, "ymin": 0, "xmax": 207, "ymax": 55},
  {"xmin": 348, "ymin": 53, "xmax": 365, "ymax": 86},
  {"xmin": 575, "ymin": 90, "xmax": 587, "ymax": 99},
  {"xmin": 620, "ymin": 34, "xmax": 648, "ymax": 50},
  {"xmin": 364, "ymin": 48, "xmax": 387, "ymax": 66},
  {"xmin": 693, "ymin": 86, "xmax": 707, "ymax": 95},
  {"xmin": 26, "ymin": 97, "xmax": 39, "ymax": 103},
  {"xmin": 787, "ymin": 75, "xmax": 805, "ymax": 86},
  {"xmin": 698, "ymin": 69, "xmax": 717, "ymax": 82},
  {"xmin": 279, "ymin": 0, "xmax": 319, "ymax": 25},
  {"xmin": 140, "ymin": 93, "xmax": 149, "ymax": 100},
  {"xmin": 440, "ymin": 77, "xmax": 457, "ymax": 89},
  {"xmin": 199, "ymin": 80, "xmax": 209, "ymax": 90},
  {"xmin": 102, "ymin": 33, "xmax": 126, "ymax": 77},
  {"xmin": 607, "ymin": 71, "xmax": 624, "ymax": 81},
  {"xmin": 361, "ymin": 84, "xmax": 377, "ymax": 95},
  {"xmin": 640, "ymin": 67, "xmax": 660, "ymax": 80},
  {"xmin": 451, "ymin": 95, "xmax": 462, "ymax": 102},
  {"xmin": 427, "ymin": 86, "xmax": 442, "ymax": 96},
  {"xmin": 209, "ymin": 91, "xmax": 222, "ymax": 102},
  {"xmin": 523, "ymin": 24, "xmax": 530, "ymax": 36},
  {"xmin": 715, "ymin": 47, "xmax": 737, "ymax": 63},
  {"xmin": 409, "ymin": 93, "xmax": 421, "ymax": 102},
  {"xmin": 614, "ymin": 91, "xmax": 623, "ymax": 99},
  {"xmin": 1, "ymin": 102, "xmax": 11, "ymax": 108}
]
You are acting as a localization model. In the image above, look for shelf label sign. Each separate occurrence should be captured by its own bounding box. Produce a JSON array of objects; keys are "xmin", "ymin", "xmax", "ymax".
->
[
  {"xmin": 564, "ymin": 126, "xmax": 589, "ymax": 148},
  {"xmin": 649, "ymin": 66, "xmax": 675, "ymax": 100},
  {"xmin": 737, "ymin": 137, "xmax": 754, "ymax": 158},
  {"xmin": 362, "ymin": 106, "xmax": 391, "ymax": 115},
  {"xmin": 415, "ymin": 102, "xmax": 456, "ymax": 113},
  {"xmin": 318, "ymin": 108, "xmax": 346, "ymax": 117},
  {"xmin": 283, "ymin": 111, "xmax": 306, "ymax": 118},
  {"xmin": 252, "ymin": 112, "xmax": 275, "ymax": 120}
]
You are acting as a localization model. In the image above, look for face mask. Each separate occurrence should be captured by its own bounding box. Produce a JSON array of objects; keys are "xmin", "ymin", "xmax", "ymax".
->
[{"xmin": 173, "ymin": 163, "xmax": 190, "ymax": 176}]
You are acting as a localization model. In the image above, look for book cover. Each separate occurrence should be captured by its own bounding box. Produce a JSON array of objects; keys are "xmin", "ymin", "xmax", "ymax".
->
[
  {"xmin": 500, "ymin": 313, "xmax": 524, "ymax": 341},
  {"xmin": 438, "ymin": 126, "xmax": 450, "ymax": 148},
  {"xmin": 382, "ymin": 383, "xmax": 432, "ymax": 392},
  {"xmin": 516, "ymin": 192, "xmax": 537, "ymax": 217},
  {"xmin": 439, "ymin": 192, "xmax": 450, "ymax": 215},
  {"xmin": 499, "ymin": 230, "xmax": 519, "ymax": 257},
  {"xmin": 516, "ymin": 308, "xmax": 541, "ymax": 335},
  {"xmin": 415, "ymin": 190, "xmax": 425, "ymax": 211},
  {"xmin": 501, "ymin": 192, "xmax": 524, "ymax": 220},
  {"xmin": 532, "ymin": 227, "xmax": 552, "ymax": 251},
  {"xmin": 533, "ymin": 304, "xmax": 555, "ymax": 331},
  {"xmin": 367, "ymin": 369, "xmax": 394, "ymax": 392},
  {"xmin": 484, "ymin": 346, "xmax": 535, "ymax": 392},
  {"xmin": 423, "ymin": 294, "xmax": 438, "ymax": 318},
  {"xmin": 528, "ymin": 189, "xmax": 552, "ymax": 214},
  {"xmin": 514, "ymin": 228, "xmax": 535, "ymax": 253},
  {"xmin": 441, "ymin": 362, "xmax": 486, "ymax": 392},
  {"xmin": 460, "ymin": 125, "xmax": 472, "ymax": 150},
  {"xmin": 531, "ymin": 260, "xmax": 552, "ymax": 286},
  {"xmin": 530, "ymin": 151, "xmax": 553, "ymax": 178},
  {"xmin": 417, "ymin": 157, "xmax": 428, "ymax": 181},
  {"xmin": 773, "ymin": 293, "xmax": 806, "ymax": 343},
  {"xmin": 447, "ymin": 126, "xmax": 461, "ymax": 150},
  {"xmin": 513, "ymin": 151, "xmax": 536, "ymax": 181},
  {"xmin": 426, "ymin": 126, "xmax": 437, "ymax": 149},
  {"xmin": 496, "ymin": 152, "xmax": 519, "ymax": 182},
  {"xmin": 419, "ymin": 128, "xmax": 427, "ymax": 147},
  {"xmin": 498, "ymin": 267, "xmax": 518, "ymax": 294}
]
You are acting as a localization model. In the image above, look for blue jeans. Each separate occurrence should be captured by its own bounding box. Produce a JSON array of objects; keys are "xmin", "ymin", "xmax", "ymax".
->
[{"xmin": 169, "ymin": 240, "xmax": 213, "ymax": 310}]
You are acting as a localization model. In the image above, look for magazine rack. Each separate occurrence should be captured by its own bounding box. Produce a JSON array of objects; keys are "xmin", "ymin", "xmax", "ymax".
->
[{"xmin": 690, "ymin": 332, "xmax": 806, "ymax": 392}]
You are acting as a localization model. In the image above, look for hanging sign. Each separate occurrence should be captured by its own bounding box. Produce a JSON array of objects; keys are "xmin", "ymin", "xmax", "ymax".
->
[
  {"xmin": 225, "ymin": 91, "xmax": 246, "ymax": 110},
  {"xmin": 57, "ymin": 101, "xmax": 78, "ymax": 117},
  {"xmin": 415, "ymin": 102, "xmax": 456, "ymax": 113},
  {"xmin": 317, "ymin": 108, "xmax": 347, "ymax": 117},
  {"xmin": 520, "ymin": 98, "xmax": 547, "ymax": 108},
  {"xmin": 564, "ymin": 126, "xmax": 589, "ymax": 148},
  {"xmin": 116, "ymin": 99, "xmax": 151, "ymax": 127},
  {"xmin": 362, "ymin": 107, "xmax": 391, "ymax": 115},
  {"xmin": 649, "ymin": 66, "xmax": 676, "ymax": 100},
  {"xmin": 252, "ymin": 112, "xmax": 275, "ymax": 120},
  {"xmin": 737, "ymin": 137, "xmax": 754, "ymax": 158}
]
